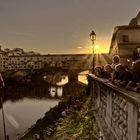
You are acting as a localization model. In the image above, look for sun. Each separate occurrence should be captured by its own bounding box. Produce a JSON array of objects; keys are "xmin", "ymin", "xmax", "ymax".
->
[
  {"xmin": 94, "ymin": 45, "xmax": 99, "ymax": 50},
  {"xmin": 93, "ymin": 44, "xmax": 109, "ymax": 54},
  {"xmin": 94, "ymin": 45, "xmax": 100, "ymax": 53}
]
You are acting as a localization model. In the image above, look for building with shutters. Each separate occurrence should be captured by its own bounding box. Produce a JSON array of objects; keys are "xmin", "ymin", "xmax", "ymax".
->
[{"xmin": 109, "ymin": 11, "xmax": 140, "ymax": 65}]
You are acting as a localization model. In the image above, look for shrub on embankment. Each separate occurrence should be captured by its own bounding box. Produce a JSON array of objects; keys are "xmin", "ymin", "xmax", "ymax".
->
[{"xmin": 54, "ymin": 99, "xmax": 99, "ymax": 140}]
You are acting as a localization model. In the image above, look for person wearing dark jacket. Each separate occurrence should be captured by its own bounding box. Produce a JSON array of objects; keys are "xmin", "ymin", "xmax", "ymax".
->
[
  {"xmin": 113, "ymin": 64, "xmax": 132, "ymax": 86},
  {"xmin": 126, "ymin": 60, "xmax": 140, "ymax": 92}
]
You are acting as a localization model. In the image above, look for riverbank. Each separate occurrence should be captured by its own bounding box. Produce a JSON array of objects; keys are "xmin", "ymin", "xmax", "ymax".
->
[{"xmin": 19, "ymin": 89, "xmax": 99, "ymax": 140}]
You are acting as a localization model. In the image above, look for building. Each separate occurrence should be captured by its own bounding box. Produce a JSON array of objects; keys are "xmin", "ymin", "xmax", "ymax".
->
[
  {"xmin": 109, "ymin": 11, "xmax": 140, "ymax": 65},
  {"xmin": 0, "ymin": 53, "xmax": 92, "ymax": 71}
]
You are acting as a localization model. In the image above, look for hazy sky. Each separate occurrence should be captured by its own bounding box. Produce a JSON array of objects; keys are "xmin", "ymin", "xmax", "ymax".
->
[{"xmin": 0, "ymin": 0, "xmax": 140, "ymax": 54}]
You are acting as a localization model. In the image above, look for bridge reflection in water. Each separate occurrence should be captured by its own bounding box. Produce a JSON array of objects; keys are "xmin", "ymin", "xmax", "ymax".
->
[{"xmin": 49, "ymin": 71, "xmax": 88, "ymax": 98}]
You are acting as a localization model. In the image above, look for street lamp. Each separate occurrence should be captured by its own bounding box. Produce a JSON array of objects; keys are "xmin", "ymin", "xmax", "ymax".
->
[{"xmin": 90, "ymin": 30, "xmax": 96, "ymax": 73}]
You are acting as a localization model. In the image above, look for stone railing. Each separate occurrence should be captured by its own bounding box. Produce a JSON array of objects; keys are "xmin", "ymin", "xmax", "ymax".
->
[{"xmin": 88, "ymin": 74, "xmax": 140, "ymax": 140}]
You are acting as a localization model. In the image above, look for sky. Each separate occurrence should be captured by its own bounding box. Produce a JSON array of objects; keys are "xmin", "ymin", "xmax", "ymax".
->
[{"xmin": 0, "ymin": 0, "xmax": 140, "ymax": 54}]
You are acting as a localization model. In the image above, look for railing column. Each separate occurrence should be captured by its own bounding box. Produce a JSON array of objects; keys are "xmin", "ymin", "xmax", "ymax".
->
[
  {"xmin": 96, "ymin": 84, "xmax": 100, "ymax": 108},
  {"xmin": 105, "ymin": 90, "xmax": 112, "ymax": 126},
  {"xmin": 127, "ymin": 102, "xmax": 137, "ymax": 140}
]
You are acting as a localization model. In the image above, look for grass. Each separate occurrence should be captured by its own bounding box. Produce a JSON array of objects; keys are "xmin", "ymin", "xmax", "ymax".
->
[{"xmin": 54, "ymin": 99, "xmax": 99, "ymax": 140}]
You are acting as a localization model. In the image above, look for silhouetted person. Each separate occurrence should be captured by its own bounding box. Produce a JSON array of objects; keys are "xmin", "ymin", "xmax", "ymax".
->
[
  {"xmin": 126, "ymin": 60, "xmax": 140, "ymax": 92},
  {"xmin": 110, "ymin": 55, "xmax": 122, "ymax": 82},
  {"xmin": 103, "ymin": 64, "xmax": 113, "ymax": 79},
  {"xmin": 113, "ymin": 64, "xmax": 132, "ymax": 86},
  {"xmin": 133, "ymin": 47, "xmax": 140, "ymax": 61},
  {"xmin": 94, "ymin": 66, "xmax": 104, "ymax": 78},
  {"xmin": 111, "ymin": 55, "xmax": 120, "ymax": 69}
]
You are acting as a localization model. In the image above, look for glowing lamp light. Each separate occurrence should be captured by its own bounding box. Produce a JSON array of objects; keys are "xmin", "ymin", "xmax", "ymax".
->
[{"xmin": 90, "ymin": 30, "xmax": 96, "ymax": 41}]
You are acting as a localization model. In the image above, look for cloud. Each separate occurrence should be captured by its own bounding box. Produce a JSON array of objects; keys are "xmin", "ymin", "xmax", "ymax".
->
[{"xmin": 77, "ymin": 46, "xmax": 83, "ymax": 49}]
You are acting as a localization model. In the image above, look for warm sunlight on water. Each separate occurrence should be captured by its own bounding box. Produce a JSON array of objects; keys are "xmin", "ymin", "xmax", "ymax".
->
[
  {"xmin": 78, "ymin": 70, "xmax": 89, "ymax": 85},
  {"xmin": 56, "ymin": 76, "xmax": 68, "ymax": 86}
]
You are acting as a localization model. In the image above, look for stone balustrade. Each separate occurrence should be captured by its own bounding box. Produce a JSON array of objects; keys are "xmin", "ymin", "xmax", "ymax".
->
[{"xmin": 88, "ymin": 74, "xmax": 140, "ymax": 140}]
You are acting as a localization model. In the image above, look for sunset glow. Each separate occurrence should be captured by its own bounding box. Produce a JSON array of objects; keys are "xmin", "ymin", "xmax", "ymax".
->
[{"xmin": 79, "ymin": 43, "xmax": 109, "ymax": 54}]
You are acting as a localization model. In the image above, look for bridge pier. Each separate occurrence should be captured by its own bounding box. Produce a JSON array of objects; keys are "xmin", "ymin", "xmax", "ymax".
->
[{"xmin": 68, "ymin": 72, "xmax": 78, "ymax": 83}]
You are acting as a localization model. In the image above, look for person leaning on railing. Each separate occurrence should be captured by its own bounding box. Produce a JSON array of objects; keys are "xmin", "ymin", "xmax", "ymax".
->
[
  {"xmin": 110, "ymin": 55, "xmax": 122, "ymax": 83},
  {"xmin": 111, "ymin": 64, "xmax": 132, "ymax": 86},
  {"xmin": 94, "ymin": 66, "xmax": 106, "ymax": 78},
  {"xmin": 103, "ymin": 64, "xmax": 113, "ymax": 79},
  {"xmin": 111, "ymin": 55, "xmax": 120, "ymax": 70},
  {"xmin": 94, "ymin": 55, "xmax": 120, "ymax": 79},
  {"xmin": 126, "ymin": 60, "xmax": 140, "ymax": 92}
]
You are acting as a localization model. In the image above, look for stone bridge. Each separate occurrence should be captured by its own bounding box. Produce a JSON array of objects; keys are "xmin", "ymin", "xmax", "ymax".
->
[{"xmin": 2, "ymin": 53, "xmax": 111, "ymax": 72}]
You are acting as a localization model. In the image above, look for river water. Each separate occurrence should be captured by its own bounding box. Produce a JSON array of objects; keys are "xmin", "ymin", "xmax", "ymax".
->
[
  {"xmin": 0, "ymin": 72, "xmax": 88, "ymax": 140},
  {"xmin": 0, "ymin": 98, "xmax": 59, "ymax": 140}
]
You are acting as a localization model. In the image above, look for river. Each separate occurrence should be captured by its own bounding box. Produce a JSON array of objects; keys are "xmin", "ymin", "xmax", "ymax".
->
[{"xmin": 0, "ymin": 71, "xmax": 88, "ymax": 140}]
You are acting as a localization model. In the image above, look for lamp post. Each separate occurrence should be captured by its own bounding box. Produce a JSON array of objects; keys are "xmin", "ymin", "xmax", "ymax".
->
[{"xmin": 90, "ymin": 30, "xmax": 96, "ymax": 73}]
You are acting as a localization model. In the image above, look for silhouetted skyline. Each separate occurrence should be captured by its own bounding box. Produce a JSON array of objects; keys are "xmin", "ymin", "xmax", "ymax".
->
[{"xmin": 0, "ymin": 0, "xmax": 139, "ymax": 54}]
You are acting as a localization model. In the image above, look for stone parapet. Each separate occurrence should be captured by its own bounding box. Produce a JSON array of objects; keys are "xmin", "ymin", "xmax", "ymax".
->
[{"xmin": 88, "ymin": 74, "xmax": 140, "ymax": 140}]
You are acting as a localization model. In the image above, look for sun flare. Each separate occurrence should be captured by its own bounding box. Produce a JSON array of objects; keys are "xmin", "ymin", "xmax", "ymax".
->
[{"xmin": 94, "ymin": 45, "xmax": 99, "ymax": 51}]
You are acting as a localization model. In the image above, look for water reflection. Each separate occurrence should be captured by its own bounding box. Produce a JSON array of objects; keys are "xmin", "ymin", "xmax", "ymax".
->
[
  {"xmin": 49, "ymin": 86, "xmax": 63, "ymax": 98},
  {"xmin": 56, "ymin": 75, "xmax": 68, "ymax": 86},
  {"xmin": 0, "ymin": 98, "xmax": 59, "ymax": 140},
  {"xmin": 0, "ymin": 72, "xmax": 87, "ymax": 140},
  {"xmin": 78, "ymin": 70, "xmax": 89, "ymax": 85},
  {"xmin": 57, "ymin": 86, "xmax": 63, "ymax": 97},
  {"xmin": 49, "ymin": 86, "xmax": 56, "ymax": 97}
]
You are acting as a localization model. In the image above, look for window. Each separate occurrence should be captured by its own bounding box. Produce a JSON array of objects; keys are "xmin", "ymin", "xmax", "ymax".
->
[{"xmin": 122, "ymin": 35, "xmax": 129, "ymax": 42}]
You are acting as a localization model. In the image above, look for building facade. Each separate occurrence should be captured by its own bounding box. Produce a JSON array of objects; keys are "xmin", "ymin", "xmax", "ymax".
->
[{"xmin": 109, "ymin": 11, "xmax": 140, "ymax": 64}]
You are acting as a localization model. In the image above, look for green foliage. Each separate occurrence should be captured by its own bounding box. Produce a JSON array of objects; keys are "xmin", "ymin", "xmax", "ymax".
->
[{"xmin": 54, "ymin": 101, "xmax": 99, "ymax": 140}]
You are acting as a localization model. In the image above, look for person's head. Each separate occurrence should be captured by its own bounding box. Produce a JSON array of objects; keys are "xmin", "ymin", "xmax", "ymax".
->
[
  {"xmin": 115, "ymin": 64, "xmax": 125, "ymax": 76},
  {"xmin": 94, "ymin": 66, "xmax": 103, "ymax": 77},
  {"xmin": 104, "ymin": 64, "xmax": 113, "ymax": 73},
  {"xmin": 112, "ymin": 55, "xmax": 120, "ymax": 64},
  {"xmin": 132, "ymin": 59, "xmax": 140, "ymax": 73}
]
